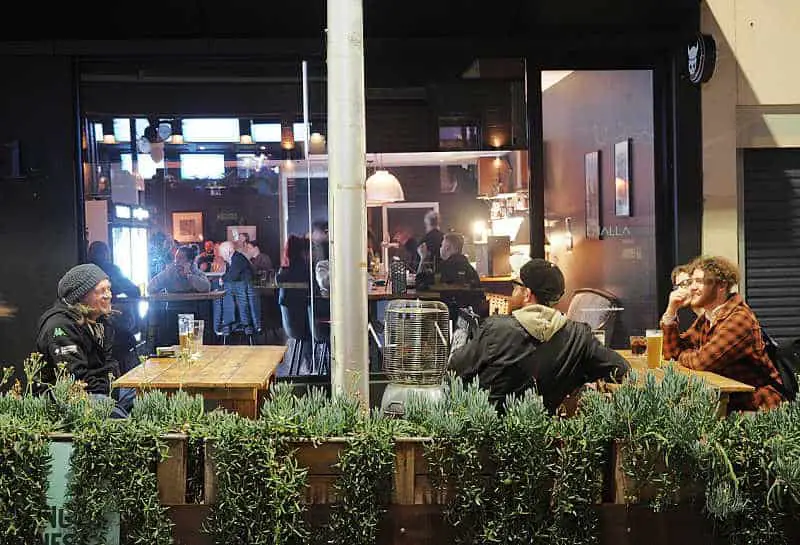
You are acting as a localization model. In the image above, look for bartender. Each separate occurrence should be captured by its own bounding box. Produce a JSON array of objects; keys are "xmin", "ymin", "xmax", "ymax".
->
[{"xmin": 417, "ymin": 210, "xmax": 444, "ymax": 272}]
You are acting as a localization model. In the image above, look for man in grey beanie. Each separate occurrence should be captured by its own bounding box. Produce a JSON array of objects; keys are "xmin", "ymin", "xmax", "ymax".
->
[
  {"xmin": 449, "ymin": 258, "xmax": 629, "ymax": 414},
  {"xmin": 35, "ymin": 263, "xmax": 134, "ymax": 418}
]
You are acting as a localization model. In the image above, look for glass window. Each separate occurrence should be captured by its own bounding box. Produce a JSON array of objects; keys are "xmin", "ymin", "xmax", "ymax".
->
[
  {"xmin": 293, "ymin": 122, "xmax": 308, "ymax": 143},
  {"xmin": 120, "ymin": 153, "xmax": 133, "ymax": 174},
  {"xmin": 93, "ymin": 123, "xmax": 103, "ymax": 144},
  {"xmin": 251, "ymin": 123, "xmax": 282, "ymax": 143},
  {"xmin": 180, "ymin": 154, "xmax": 226, "ymax": 179},
  {"xmin": 134, "ymin": 119, "xmax": 150, "ymax": 140},
  {"xmin": 181, "ymin": 118, "xmax": 240, "ymax": 142},
  {"xmin": 113, "ymin": 118, "xmax": 131, "ymax": 142},
  {"xmin": 121, "ymin": 153, "xmax": 162, "ymax": 180}
]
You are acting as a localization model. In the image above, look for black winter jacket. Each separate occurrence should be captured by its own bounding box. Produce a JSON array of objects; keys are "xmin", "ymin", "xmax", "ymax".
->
[
  {"xmin": 448, "ymin": 304, "xmax": 629, "ymax": 413},
  {"xmin": 35, "ymin": 300, "xmax": 120, "ymax": 394}
]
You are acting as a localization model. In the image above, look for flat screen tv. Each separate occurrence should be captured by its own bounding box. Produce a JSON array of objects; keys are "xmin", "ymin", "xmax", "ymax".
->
[{"xmin": 180, "ymin": 154, "xmax": 226, "ymax": 180}]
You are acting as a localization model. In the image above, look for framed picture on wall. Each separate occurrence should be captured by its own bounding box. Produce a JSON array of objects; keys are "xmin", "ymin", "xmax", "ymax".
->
[
  {"xmin": 584, "ymin": 151, "xmax": 600, "ymax": 239},
  {"xmin": 226, "ymin": 225, "xmax": 257, "ymax": 243},
  {"xmin": 172, "ymin": 212, "xmax": 203, "ymax": 243},
  {"xmin": 614, "ymin": 139, "xmax": 631, "ymax": 217}
]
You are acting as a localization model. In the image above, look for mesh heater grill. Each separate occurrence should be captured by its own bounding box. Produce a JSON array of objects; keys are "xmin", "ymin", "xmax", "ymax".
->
[{"xmin": 382, "ymin": 299, "xmax": 451, "ymax": 385}]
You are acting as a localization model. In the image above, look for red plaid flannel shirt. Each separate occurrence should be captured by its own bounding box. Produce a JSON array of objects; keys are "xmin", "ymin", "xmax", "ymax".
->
[{"xmin": 662, "ymin": 294, "xmax": 784, "ymax": 412}]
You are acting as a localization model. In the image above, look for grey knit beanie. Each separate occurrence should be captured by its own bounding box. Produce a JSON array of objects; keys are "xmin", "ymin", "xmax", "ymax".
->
[{"xmin": 58, "ymin": 264, "xmax": 109, "ymax": 305}]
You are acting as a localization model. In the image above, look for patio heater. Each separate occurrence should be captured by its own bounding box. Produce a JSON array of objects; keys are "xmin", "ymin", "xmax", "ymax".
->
[{"xmin": 379, "ymin": 299, "xmax": 451, "ymax": 416}]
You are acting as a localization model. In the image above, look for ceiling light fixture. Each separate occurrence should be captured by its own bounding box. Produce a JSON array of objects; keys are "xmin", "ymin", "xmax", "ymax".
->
[{"xmin": 366, "ymin": 169, "xmax": 405, "ymax": 206}]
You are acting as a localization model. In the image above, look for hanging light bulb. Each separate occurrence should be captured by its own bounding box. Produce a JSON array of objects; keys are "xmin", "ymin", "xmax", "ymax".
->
[{"xmin": 366, "ymin": 170, "xmax": 405, "ymax": 206}]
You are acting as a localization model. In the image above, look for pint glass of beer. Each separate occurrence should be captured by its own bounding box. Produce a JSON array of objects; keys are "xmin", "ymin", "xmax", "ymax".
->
[{"xmin": 645, "ymin": 329, "xmax": 663, "ymax": 369}]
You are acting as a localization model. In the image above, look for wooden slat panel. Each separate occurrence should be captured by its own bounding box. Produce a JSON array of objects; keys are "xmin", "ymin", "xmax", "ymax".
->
[
  {"xmin": 393, "ymin": 441, "xmax": 416, "ymax": 505},
  {"xmin": 158, "ymin": 434, "xmax": 188, "ymax": 505}
]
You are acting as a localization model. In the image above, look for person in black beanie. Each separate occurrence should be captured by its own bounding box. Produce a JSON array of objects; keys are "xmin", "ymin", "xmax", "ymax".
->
[
  {"xmin": 448, "ymin": 258, "xmax": 629, "ymax": 414},
  {"xmin": 35, "ymin": 263, "xmax": 134, "ymax": 418}
]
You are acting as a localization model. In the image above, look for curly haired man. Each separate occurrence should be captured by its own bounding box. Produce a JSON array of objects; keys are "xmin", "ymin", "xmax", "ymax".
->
[{"xmin": 661, "ymin": 255, "xmax": 784, "ymax": 412}]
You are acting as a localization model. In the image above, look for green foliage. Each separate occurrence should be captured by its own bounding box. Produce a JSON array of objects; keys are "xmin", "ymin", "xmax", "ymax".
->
[
  {"xmin": 328, "ymin": 411, "xmax": 396, "ymax": 545},
  {"xmin": 547, "ymin": 406, "xmax": 609, "ymax": 545},
  {"xmin": 260, "ymin": 383, "xmax": 361, "ymax": 438},
  {"xmin": 65, "ymin": 418, "xmax": 174, "ymax": 545},
  {"xmin": 696, "ymin": 402, "xmax": 800, "ymax": 545},
  {"xmin": 5, "ymin": 350, "xmax": 800, "ymax": 545},
  {"xmin": 594, "ymin": 365, "xmax": 720, "ymax": 510},
  {"xmin": 203, "ymin": 415, "xmax": 309, "ymax": 545},
  {"xmin": 481, "ymin": 390, "xmax": 554, "ymax": 544},
  {"xmin": 405, "ymin": 375, "xmax": 499, "ymax": 544},
  {"xmin": 0, "ymin": 414, "xmax": 52, "ymax": 545},
  {"xmin": 130, "ymin": 389, "xmax": 205, "ymax": 432}
]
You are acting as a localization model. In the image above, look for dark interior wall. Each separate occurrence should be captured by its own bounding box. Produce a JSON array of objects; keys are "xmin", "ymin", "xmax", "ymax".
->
[
  {"xmin": 0, "ymin": 56, "xmax": 79, "ymax": 372},
  {"xmin": 542, "ymin": 70, "xmax": 657, "ymax": 346},
  {"xmin": 148, "ymin": 181, "xmax": 282, "ymax": 267}
]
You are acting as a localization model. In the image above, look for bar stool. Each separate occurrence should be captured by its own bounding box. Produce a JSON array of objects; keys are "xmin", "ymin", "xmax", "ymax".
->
[{"xmin": 281, "ymin": 303, "xmax": 312, "ymax": 376}]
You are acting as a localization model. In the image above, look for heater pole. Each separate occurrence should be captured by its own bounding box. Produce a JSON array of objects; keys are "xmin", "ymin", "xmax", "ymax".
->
[{"xmin": 327, "ymin": 0, "xmax": 370, "ymax": 401}]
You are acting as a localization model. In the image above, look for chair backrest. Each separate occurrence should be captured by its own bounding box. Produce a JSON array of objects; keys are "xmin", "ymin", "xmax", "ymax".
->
[{"xmin": 565, "ymin": 288, "xmax": 621, "ymax": 338}]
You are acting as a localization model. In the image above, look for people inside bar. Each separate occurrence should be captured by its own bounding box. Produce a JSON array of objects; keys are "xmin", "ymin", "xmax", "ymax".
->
[{"xmin": 148, "ymin": 246, "xmax": 211, "ymax": 294}]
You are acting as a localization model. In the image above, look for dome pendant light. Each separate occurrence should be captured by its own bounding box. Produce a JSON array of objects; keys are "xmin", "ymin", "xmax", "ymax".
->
[{"xmin": 366, "ymin": 169, "xmax": 405, "ymax": 206}]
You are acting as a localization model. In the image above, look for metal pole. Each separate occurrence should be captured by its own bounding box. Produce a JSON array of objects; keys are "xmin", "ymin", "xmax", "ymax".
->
[
  {"xmin": 327, "ymin": 0, "xmax": 369, "ymax": 400},
  {"xmin": 302, "ymin": 61, "xmax": 316, "ymax": 347}
]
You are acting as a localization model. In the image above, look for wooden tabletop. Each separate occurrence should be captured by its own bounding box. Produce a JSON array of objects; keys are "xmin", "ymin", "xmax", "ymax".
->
[
  {"xmin": 113, "ymin": 345, "xmax": 286, "ymax": 390},
  {"xmin": 616, "ymin": 349, "xmax": 755, "ymax": 394}
]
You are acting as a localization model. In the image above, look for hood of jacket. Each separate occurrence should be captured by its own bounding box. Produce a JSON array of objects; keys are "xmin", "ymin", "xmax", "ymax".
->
[
  {"xmin": 511, "ymin": 304, "xmax": 568, "ymax": 342},
  {"xmin": 36, "ymin": 299, "xmax": 83, "ymax": 333}
]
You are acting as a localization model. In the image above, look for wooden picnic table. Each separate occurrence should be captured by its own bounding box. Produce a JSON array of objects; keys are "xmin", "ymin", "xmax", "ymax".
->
[
  {"xmin": 615, "ymin": 349, "xmax": 755, "ymax": 415},
  {"xmin": 113, "ymin": 345, "xmax": 286, "ymax": 418}
]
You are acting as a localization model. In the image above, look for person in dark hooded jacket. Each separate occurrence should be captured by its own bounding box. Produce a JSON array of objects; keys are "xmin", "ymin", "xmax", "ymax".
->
[
  {"xmin": 35, "ymin": 264, "xmax": 134, "ymax": 418},
  {"xmin": 448, "ymin": 258, "xmax": 629, "ymax": 413}
]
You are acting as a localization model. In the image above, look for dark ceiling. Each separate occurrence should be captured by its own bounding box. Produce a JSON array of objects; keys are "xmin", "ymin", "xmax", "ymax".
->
[{"xmin": 3, "ymin": 0, "xmax": 699, "ymax": 40}]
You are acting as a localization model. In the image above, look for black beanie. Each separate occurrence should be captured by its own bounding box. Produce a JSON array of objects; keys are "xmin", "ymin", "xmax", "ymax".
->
[
  {"xmin": 58, "ymin": 264, "xmax": 109, "ymax": 305},
  {"xmin": 519, "ymin": 258, "xmax": 565, "ymax": 306}
]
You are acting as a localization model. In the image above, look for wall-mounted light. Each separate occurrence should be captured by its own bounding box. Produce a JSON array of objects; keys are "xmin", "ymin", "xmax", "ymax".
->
[
  {"xmin": 101, "ymin": 119, "xmax": 116, "ymax": 145},
  {"xmin": 170, "ymin": 118, "xmax": 184, "ymax": 144},
  {"xmin": 564, "ymin": 217, "xmax": 574, "ymax": 253},
  {"xmin": 239, "ymin": 119, "xmax": 253, "ymax": 145},
  {"xmin": 132, "ymin": 207, "xmax": 149, "ymax": 221},
  {"xmin": 309, "ymin": 131, "xmax": 326, "ymax": 154},
  {"xmin": 115, "ymin": 205, "xmax": 131, "ymax": 219},
  {"xmin": 472, "ymin": 220, "xmax": 488, "ymax": 243},
  {"xmin": 281, "ymin": 123, "xmax": 295, "ymax": 150}
]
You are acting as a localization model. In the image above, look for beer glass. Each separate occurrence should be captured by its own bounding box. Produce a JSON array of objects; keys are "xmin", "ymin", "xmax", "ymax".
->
[
  {"xmin": 645, "ymin": 329, "xmax": 663, "ymax": 369},
  {"xmin": 192, "ymin": 320, "xmax": 205, "ymax": 357},
  {"xmin": 178, "ymin": 313, "xmax": 195, "ymax": 358}
]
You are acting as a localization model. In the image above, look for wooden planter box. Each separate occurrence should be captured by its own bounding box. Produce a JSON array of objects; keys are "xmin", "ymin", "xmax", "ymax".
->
[
  {"xmin": 203, "ymin": 437, "xmax": 446, "ymax": 505},
  {"xmin": 38, "ymin": 434, "xmax": 800, "ymax": 545},
  {"xmin": 609, "ymin": 440, "xmax": 703, "ymax": 505}
]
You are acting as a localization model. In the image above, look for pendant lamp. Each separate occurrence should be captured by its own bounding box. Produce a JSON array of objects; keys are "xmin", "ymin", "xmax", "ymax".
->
[{"xmin": 366, "ymin": 169, "xmax": 405, "ymax": 206}]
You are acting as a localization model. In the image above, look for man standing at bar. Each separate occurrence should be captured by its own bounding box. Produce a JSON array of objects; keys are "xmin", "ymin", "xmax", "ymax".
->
[
  {"xmin": 661, "ymin": 255, "xmax": 784, "ymax": 411},
  {"xmin": 416, "ymin": 210, "xmax": 444, "ymax": 274},
  {"xmin": 449, "ymin": 259, "xmax": 629, "ymax": 413}
]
